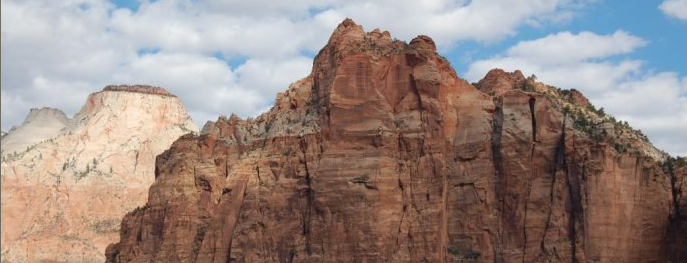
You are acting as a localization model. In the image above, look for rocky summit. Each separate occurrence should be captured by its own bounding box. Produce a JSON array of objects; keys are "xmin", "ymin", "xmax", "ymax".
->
[
  {"xmin": 0, "ymin": 85, "xmax": 198, "ymax": 263},
  {"xmin": 103, "ymin": 19, "xmax": 687, "ymax": 263}
]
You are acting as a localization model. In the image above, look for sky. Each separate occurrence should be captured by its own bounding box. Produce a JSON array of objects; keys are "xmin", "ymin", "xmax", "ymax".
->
[{"xmin": 1, "ymin": 0, "xmax": 686, "ymax": 156}]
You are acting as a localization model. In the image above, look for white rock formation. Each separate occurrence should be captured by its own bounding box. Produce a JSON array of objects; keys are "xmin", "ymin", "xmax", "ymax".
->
[
  {"xmin": 1, "ymin": 107, "xmax": 70, "ymax": 155},
  {"xmin": 1, "ymin": 85, "xmax": 199, "ymax": 263}
]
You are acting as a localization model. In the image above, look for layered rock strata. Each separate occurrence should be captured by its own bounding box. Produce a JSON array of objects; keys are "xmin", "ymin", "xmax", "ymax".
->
[
  {"xmin": 106, "ymin": 20, "xmax": 686, "ymax": 263},
  {"xmin": 1, "ymin": 86, "xmax": 198, "ymax": 263}
]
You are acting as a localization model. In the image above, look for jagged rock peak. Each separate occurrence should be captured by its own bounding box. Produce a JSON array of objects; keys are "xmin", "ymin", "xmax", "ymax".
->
[
  {"xmin": 475, "ymin": 68, "xmax": 526, "ymax": 96},
  {"xmin": 105, "ymin": 19, "xmax": 684, "ymax": 263},
  {"xmin": 331, "ymin": 18, "xmax": 365, "ymax": 38},
  {"xmin": 409, "ymin": 35, "xmax": 437, "ymax": 52},
  {"xmin": 475, "ymin": 68, "xmax": 665, "ymax": 161},
  {"xmin": 475, "ymin": 69, "xmax": 593, "ymax": 108},
  {"xmin": 320, "ymin": 18, "xmax": 404, "ymax": 57},
  {"xmin": 103, "ymin": 84, "xmax": 174, "ymax": 97},
  {"xmin": 330, "ymin": 18, "xmax": 398, "ymax": 45},
  {"xmin": 325, "ymin": 18, "xmax": 438, "ymax": 56}
]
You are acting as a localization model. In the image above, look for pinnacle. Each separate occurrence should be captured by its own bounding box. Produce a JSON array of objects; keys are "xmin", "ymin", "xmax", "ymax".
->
[
  {"xmin": 409, "ymin": 35, "xmax": 437, "ymax": 52},
  {"xmin": 338, "ymin": 18, "xmax": 358, "ymax": 28},
  {"xmin": 328, "ymin": 18, "xmax": 366, "ymax": 45}
]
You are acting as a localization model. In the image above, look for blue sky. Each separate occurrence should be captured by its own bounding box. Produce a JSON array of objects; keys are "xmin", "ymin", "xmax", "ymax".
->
[
  {"xmin": 108, "ymin": 0, "xmax": 687, "ymax": 76},
  {"xmin": 450, "ymin": 0, "xmax": 687, "ymax": 76},
  {"xmin": 2, "ymin": 0, "xmax": 686, "ymax": 155}
]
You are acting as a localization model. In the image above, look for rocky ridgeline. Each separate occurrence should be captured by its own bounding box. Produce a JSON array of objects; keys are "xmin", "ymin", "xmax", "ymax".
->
[
  {"xmin": 105, "ymin": 19, "xmax": 686, "ymax": 263},
  {"xmin": 475, "ymin": 68, "xmax": 667, "ymax": 161},
  {"xmin": 102, "ymin": 85, "xmax": 175, "ymax": 97},
  {"xmin": 1, "ymin": 86, "xmax": 198, "ymax": 263}
]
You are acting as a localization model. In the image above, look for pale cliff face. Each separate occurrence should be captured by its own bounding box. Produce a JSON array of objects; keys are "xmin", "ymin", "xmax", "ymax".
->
[
  {"xmin": 1, "ymin": 107, "xmax": 70, "ymax": 155},
  {"xmin": 0, "ymin": 86, "xmax": 198, "ymax": 263}
]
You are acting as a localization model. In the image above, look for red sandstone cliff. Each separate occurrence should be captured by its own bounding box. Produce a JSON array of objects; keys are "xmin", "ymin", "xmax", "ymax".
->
[{"xmin": 105, "ymin": 19, "xmax": 686, "ymax": 263}]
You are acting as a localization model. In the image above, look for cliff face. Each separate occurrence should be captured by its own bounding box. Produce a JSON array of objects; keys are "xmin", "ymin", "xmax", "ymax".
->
[
  {"xmin": 106, "ymin": 20, "xmax": 686, "ymax": 263},
  {"xmin": 667, "ymin": 163, "xmax": 687, "ymax": 263},
  {"xmin": 0, "ymin": 86, "xmax": 198, "ymax": 263}
]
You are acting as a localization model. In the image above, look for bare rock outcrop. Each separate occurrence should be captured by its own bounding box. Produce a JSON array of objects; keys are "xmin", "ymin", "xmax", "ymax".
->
[
  {"xmin": 1, "ymin": 107, "xmax": 70, "ymax": 155},
  {"xmin": 1, "ymin": 87, "xmax": 198, "ymax": 263},
  {"xmin": 666, "ymin": 160, "xmax": 687, "ymax": 263},
  {"xmin": 475, "ymin": 68, "xmax": 526, "ymax": 97},
  {"xmin": 106, "ymin": 20, "xmax": 685, "ymax": 263},
  {"xmin": 102, "ymin": 85, "xmax": 174, "ymax": 97}
]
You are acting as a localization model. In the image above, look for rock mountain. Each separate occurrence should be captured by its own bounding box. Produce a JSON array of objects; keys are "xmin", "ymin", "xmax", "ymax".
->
[
  {"xmin": 1, "ymin": 107, "xmax": 70, "ymax": 155},
  {"xmin": 1, "ymin": 85, "xmax": 198, "ymax": 262},
  {"xmin": 103, "ymin": 19, "xmax": 686, "ymax": 263},
  {"xmin": 103, "ymin": 20, "xmax": 686, "ymax": 263}
]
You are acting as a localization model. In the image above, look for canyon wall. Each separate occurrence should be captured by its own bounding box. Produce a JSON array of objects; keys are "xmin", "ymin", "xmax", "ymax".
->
[{"xmin": 105, "ymin": 20, "xmax": 686, "ymax": 263}]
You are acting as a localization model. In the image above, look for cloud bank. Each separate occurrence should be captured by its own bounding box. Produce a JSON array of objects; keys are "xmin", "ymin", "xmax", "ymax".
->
[
  {"xmin": 2, "ymin": 0, "xmax": 684, "ymax": 156},
  {"xmin": 0, "ymin": 0, "xmax": 594, "ymax": 129}
]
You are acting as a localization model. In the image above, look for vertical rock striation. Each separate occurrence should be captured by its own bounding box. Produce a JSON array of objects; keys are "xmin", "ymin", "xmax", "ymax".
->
[{"xmin": 106, "ymin": 20, "xmax": 685, "ymax": 263}]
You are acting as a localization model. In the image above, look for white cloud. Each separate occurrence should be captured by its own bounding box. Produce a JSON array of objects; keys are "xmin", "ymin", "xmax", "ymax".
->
[
  {"xmin": 597, "ymin": 73, "xmax": 687, "ymax": 156},
  {"xmin": 314, "ymin": 0, "xmax": 598, "ymax": 49},
  {"xmin": 468, "ymin": 57, "xmax": 644, "ymax": 96},
  {"xmin": 506, "ymin": 31, "xmax": 646, "ymax": 65},
  {"xmin": 660, "ymin": 0, "xmax": 687, "ymax": 20},
  {"xmin": 111, "ymin": 52, "xmax": 312, "ymax": 120},
  {"xmin": 1, "ymin": 0, "xmax": 125, "ymax": 125},
  {"xmin": 466, "ymin": 31, "xmax": 687, "ymax": 156},
  {"xmin": 2, "ymin": 0, "xmax": 596, "ymax": 132},
  {"xmin": 235, "ymin": 57, "xmax": 313, "ymax": 99},
  {"xmin": 1, "ymin": 0, "xmax": 683, "ymax": 156},
  {"xmin": 466, "ymin": 31, "xmax": 648, "ymax": 95}
]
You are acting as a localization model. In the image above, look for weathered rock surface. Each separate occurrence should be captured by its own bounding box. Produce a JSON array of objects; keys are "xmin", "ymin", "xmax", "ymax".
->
[
  {"xmin": 102, "ymin": 84, "xmax": 174, "ymax": 96},
  {"xmin": 106, "ymin": 19, "xmax": 686, "ymax": 263},
  {"xmin": 1, "ymin": 86, "xmax": 198, "ymax": 263},
  {"xmin": 667, "ymin": 162, "xmax": 687, "ymax": 263},
  {"xmin": 1, "ymin": 107, "xmax": 70, "ymax": 155},
  {"xmin": 475, "ymin": 69, "xmax": 526, "ymax": 97}
]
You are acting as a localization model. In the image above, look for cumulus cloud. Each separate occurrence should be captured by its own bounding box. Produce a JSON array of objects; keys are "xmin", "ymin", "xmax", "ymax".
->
[
  {"xmin": 660, "ymin": 0, "xmax": 687, "ymax": 20},
  {"xmin": 2, "ymin": 0, "xmax": 684, "ymax": 156},
  {"xmin": 2, "ymin": 0, "xmax": 596, "ymax": 132},
  {"xmin": 1, "ymin": 0, "xmax": 125, "ymax": 128},
  {"xmin": 596, "ymin": 73, "xmax": 687, "ymax": 156},
  {"xmin": 466, "ymin": 31, "xmax": 687, "ymax": 156},
  {"xmin": 314, "ymin": 0, "xmax": 597, "ymax": 48},
  {"xmin": 506, "ymin": 31, "xmax": 646, "ymax": 65}
]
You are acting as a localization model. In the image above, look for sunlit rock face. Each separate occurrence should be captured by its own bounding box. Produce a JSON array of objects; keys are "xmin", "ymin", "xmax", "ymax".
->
[
  {"xmin": 105, "ymin": 20, "xmax": 685, "ymax": 263},
  {"xmin": 1, "ymin": 85, "xmax": 198, "ymax": 263}
]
